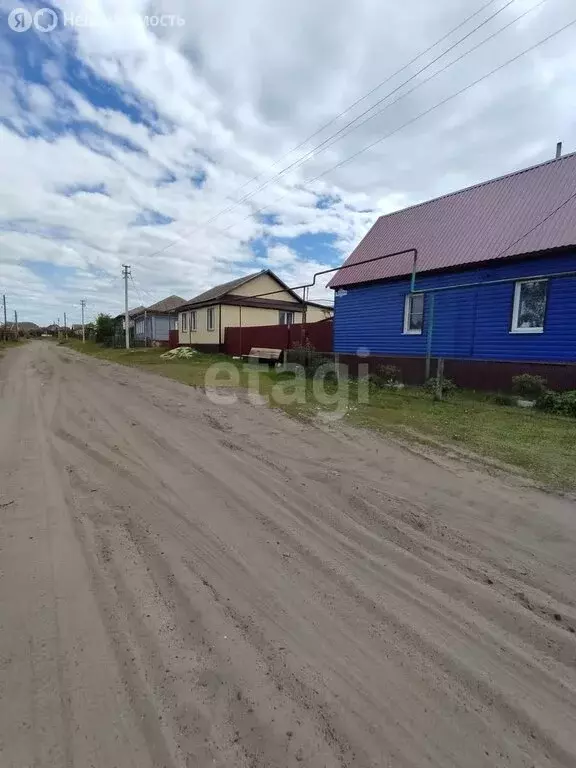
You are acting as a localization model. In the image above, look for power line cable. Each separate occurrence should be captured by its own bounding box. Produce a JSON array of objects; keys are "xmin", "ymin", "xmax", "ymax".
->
[
  {"xmin": 226, "ymin": 16, "xmax": 576, "ymax": 235},
  {"xmin": 129, "ymin": 273, "xmax": 155, "ymax": 306},
  {"xmin": 240, "ymin": 184, "xmax": 576, "ymax": 302},
  {"xmin": 233, "ymin": 0, "xmax": 505, "ymax": 196},
  {"xmin": 256, "ymin": 0, "xmax": 548, "ymax": 184},
  {"xmin": 494, "ymin": 189, "xmax": 576, "ymax": 260},
  {"xmin": 216, "ymin": 0, "xmax": 519, "ymax": 219},
  {"xmin": 141, "ymin": 0, "xmax": 520, "ymax": 260}
]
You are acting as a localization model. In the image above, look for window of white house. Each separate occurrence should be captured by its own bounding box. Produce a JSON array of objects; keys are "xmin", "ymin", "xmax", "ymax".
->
[
  {"xmin": 181, "ymin": 312, "xmax": 188, "ymax": 332},
  {"xmin": 403, "ymin": 293, "xmax": 425, "ymax": 334},
  {"xmin": 279, "ymin": 311, "xmax": 295, "ymax": 325},
  {"xmin": 190, "ymin": 310, "xmax": 197, "ymax": 331},
  {"xmin": 207, "ymin": 307, "xmax": 215, "ymax": 331},
  {"xmin": 511, "ymin": 279, "xmax": 547, "ymax": 333}
]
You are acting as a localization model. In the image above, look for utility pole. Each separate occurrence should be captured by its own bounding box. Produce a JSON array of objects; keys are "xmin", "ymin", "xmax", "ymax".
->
[
  {"xmin": 80, "ymin": 299, "xmax": 86, "ymax": 343},
  {"xmin": 2, "ymin": 295, "xmax": 6, "ymax": 340},
  {"xmin": 14, "ymin": 310, "xmax": 18, "ymax": 340},
  {"xmin": 122, "ymin": 264, "xmax": 131, "ymax": 349},
  {"xmin": 63, "ymin": 311, "xmax": 67, "ymax": 339}
]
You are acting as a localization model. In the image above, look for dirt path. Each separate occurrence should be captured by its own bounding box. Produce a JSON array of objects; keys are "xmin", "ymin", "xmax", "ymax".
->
[{"xmin": 1, "ymin": 341, "xmax": 576, "ymax": 767}]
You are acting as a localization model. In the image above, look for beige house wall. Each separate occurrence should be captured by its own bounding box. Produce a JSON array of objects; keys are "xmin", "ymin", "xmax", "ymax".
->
[
  {"xmin": 304, "ymin": 306, "xmax": 333, "ymax": 323},
  {"xmin": 177, "ymin": 268, "xmax": 333, "ymax": 346},
  {"xmin": 179, "ymin": 303, "xmax": 333, "ymax": 345},
  {"xmin": 231, "ymin": 273, "xmax": 300, "ymax": 303},
  {"xmin": 220, "ymin": 305, "xmax": 304, "ymax": 330},
  {"xmin": 178, "ymin": 305, "xmax": 220, "ymax": 345}
]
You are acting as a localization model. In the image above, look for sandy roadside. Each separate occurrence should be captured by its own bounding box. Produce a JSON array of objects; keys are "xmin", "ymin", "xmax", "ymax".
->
[{"xmin": 1, "ymin": 340, "xmax": 575, "ymax": 768}]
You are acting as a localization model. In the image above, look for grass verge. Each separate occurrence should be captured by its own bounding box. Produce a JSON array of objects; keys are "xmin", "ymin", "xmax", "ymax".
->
[{"xmin": 62, "ymin": 340, "xmax": 576, "ymax": 491}]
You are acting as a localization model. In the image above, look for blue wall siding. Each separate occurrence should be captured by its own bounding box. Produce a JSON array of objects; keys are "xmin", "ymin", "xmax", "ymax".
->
[
  {"xmin": 153, "ymin": 316, "xmax": 170, "ymax": 341},
  {"xmin": 334, "ymin": 252, "xmax": 576, "ymax": 362},
  {"xmin": 134, "ymin": 314, "xmax": 172, "ymax": 341}
]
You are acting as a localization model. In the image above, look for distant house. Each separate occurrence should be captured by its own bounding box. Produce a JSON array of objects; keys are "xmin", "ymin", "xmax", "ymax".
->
[
  {"xmin": 330, "ymin": 151, "xmax": 576, "ymax": 390},
  {"xmin": 1, "ymin": 321, "xmax": 40, "ymax": 337},
  {"xmin": 114, "ymin": 306, "xmax": 146, "ymax": 332},
  {"xmin": 178, "ymin": 270, "xmax": 333, "ymax": 351},
  {"xmin": 132, "ymin": 296, "xmax": 185, "ymax": 345}
]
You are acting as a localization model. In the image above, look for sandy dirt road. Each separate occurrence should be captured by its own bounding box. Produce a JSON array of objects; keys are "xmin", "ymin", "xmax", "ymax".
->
[{"xmin": 1, "ymin": 341, "xmax": 576, "ymax": 768}]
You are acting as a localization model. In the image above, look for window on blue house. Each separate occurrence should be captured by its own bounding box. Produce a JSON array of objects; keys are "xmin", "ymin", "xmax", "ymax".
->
[
  {"xmin": 403, "ymin": 293, "xmax": 425, "ymax": 335},
  {"xmin": 511, "ymin": 279, "xmax": 547, "ymax": 333}
]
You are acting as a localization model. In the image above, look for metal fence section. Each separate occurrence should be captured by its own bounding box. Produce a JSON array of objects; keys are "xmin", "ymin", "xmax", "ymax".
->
[{"xmin": 224, "ymin": 320, "xmax": 333, "ymax": 357}]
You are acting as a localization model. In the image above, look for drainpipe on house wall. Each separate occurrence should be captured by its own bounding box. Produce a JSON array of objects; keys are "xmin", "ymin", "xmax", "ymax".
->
[
  {"xmin": 425, "ymin": 293, "xmax": 435, "ymax": 382},
  {"xmin": 239, "ymin": 305, "xmax": 242, "ymax": 356}
]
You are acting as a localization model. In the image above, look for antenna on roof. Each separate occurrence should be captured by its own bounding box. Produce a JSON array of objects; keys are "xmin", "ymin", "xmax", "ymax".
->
[{"xmin": 556, "ymin": 141, "xmax": 563, "ymax": 160}]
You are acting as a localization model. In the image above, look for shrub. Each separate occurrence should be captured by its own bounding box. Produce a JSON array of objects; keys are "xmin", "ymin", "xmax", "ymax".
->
[
  {"xmin": 286, "ymin": 347, "xmax": 335, "ymax": 379},
  {"xmin": 491, "ymin": 393, "xmax": 517, "ymax": 407},
  {"xmin": 535, "ymin": 390, "xmax": 559, "ymax": 413},
  {"xmin": 511, "ymin": 374, "xmax": 547, "ymax": 399},
  {"xmin": 368, "ymin": 364, "xmax": 402, "ymax": 389},
  {"xmin": 378, "ymin": 364, "xmax": 402, "ymax": 385},
  {"xmin": 537, "ymin": 389, "xmax": 576, "ymax": 418},
  {"xmin": 95, "ymin": 313, "xmax": 116, "ymax": 344},
  {"xmin": 560, "ymin": 391, "xmax": 576, "ymax": 418},
  {"xmin": 424, "ymin": 376, "xmax": 457, "ymax": 397}
]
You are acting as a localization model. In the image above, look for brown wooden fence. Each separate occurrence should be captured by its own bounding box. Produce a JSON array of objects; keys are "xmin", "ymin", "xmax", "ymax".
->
[{"xmin": 224, "ymin": 320, "xmax": 333, "ymax": 357}]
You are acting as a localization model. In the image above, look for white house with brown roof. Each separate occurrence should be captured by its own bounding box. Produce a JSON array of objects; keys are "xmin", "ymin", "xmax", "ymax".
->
[{"xmin": 178, "ymin": 270, "xmax": 332, "ymax": 351}]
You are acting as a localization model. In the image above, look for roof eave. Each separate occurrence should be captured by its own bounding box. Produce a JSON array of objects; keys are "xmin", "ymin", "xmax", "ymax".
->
[{"xmin": 331, "ymin": 244, "xmax": 576, "ymax": 290}]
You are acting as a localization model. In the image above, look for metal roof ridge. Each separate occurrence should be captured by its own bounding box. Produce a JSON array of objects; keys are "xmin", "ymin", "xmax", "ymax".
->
[{"xmin": 375, "ymin": 150, "xmax": 576, "ymax": 223}]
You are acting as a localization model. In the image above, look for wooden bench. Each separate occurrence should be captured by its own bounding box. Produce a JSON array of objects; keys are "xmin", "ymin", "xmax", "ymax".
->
[{"xmin": 242, "ymin": 347, "xmax": 283, "ymax": 367}]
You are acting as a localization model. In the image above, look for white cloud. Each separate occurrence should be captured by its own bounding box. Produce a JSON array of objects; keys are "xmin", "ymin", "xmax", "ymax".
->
[{"xmin": 1, "ymin": 0, "xmax": 575, "ymax": 324}]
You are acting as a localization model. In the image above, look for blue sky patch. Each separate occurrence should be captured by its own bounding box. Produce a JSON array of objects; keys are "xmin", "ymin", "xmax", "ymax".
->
[
  {"xmin": 191, "ymin": 169, "xmax": 207, "ymax": 188},
  {"xmin": 316, "ymin": 194, "xmax": 340, "ymax": 209},
  {"xmin": 59, "ymin": 182, "xmax": 110, "ymax": 197},
  {"xmin": 23, "ymin": 260, "xmax": 77, "ymax": 283},
  {"xmin": 257, "ymin": 212, "xmax": 280, "ymax": 226},
  {"xmin": 0, "ymin": 219, "xmax": 72, "ymax": 239},
  {"xmin": 276, "ymin": 232, "xmax": 339, "ymax": 262},
  {"xmin": 156, "ymin": 170, "xmax": 178, "ymax": 186},
  {"xmin": 132, "ymin": 209, "xmax": 175, "ymax": 227}
]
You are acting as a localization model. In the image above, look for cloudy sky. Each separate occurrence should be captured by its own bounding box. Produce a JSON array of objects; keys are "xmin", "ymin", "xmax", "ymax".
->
[{"xmin": 0, "ymin": 0, "xmax": 575, "ymax": 325}]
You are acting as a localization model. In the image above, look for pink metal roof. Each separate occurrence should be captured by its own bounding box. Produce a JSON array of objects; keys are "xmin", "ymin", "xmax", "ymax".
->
[{"xmin": 329, "ymin": 152, "xmax": 576, "ymax": 288}]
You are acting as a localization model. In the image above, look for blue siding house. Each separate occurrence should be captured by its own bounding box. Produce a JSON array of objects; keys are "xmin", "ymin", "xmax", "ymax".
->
[
  {"xmin": 330, "ymin": 151, "xmax": 576, "ymax": 389},
  {"xmin": 132, "ymin": 295, "xmax": 184, "ymax": 345}
]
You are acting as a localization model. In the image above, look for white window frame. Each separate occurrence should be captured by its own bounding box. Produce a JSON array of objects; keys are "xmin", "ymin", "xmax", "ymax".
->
[
  {"xmin": 181, "ymin": 313, "xmax": 187, "ymax": 332},
  {"xmin": 403, "ymin": 293, "xmax": 424, "ymax": 335},
  {"xmin": 190, "ymin": 310, "xmax": 197, "ymax": 332},
  {"xmin": 279, "ymin": 310, "xmax": 295, "ymax": 326},
  {"xmin": 511, "ymin": 279, "xmax": 547, "ymax": 334},
  {"xmin": 206, "ymin": 307, "xmax": 215, "ymax": 332}
]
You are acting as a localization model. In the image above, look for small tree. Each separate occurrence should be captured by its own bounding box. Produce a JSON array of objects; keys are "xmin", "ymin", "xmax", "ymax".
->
[
  {"xmin": 95, "ymin": 313, "xmax": 115, "ymax": 343},
  {"xmin": 511, "ymin": 374, "xmax": 547, "ymax": 400}
]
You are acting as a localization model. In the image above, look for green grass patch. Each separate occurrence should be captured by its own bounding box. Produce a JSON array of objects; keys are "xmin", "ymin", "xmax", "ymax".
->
[
  {"xmin": 346, "ymin": 386, "xmax": 576, "ymax": 490},
  {"xmin": 65, "ymin": 340, "xmax": 576, "ymax": 490},
  {"xmin": 0, "ymin": 339, "xmax": 24, "ymax": 353}
]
